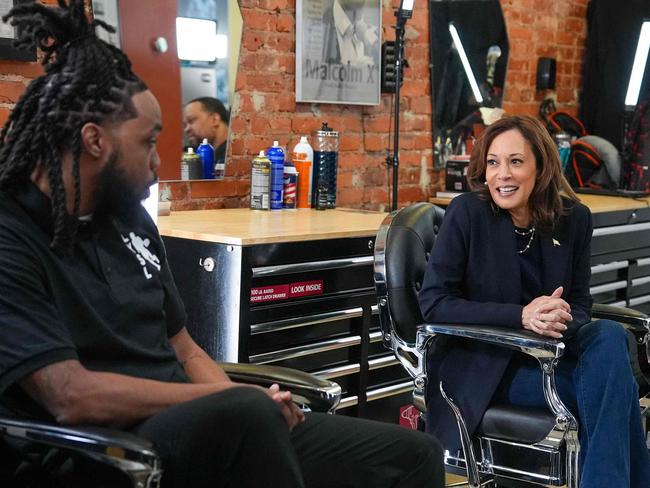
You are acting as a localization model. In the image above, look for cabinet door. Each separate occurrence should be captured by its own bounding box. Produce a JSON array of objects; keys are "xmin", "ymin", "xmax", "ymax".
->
[{"xmin": 119, "ymin": 0, "xmax": 182, "ymax": 181}]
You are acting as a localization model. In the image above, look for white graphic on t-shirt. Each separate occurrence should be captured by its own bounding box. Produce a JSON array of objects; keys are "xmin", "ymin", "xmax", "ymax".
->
[{"xmin": 121, "ymin": 232, "xmax": 161, "ymax": 279}]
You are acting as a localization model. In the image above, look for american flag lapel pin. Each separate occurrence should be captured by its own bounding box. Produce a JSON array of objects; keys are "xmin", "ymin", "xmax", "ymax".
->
[{"xmin": 552, "ymin": 238, "xmax": 561, "ymax": 247}]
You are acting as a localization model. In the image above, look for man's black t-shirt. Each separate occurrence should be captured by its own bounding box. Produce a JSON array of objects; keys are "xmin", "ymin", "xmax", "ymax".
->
[{"xmin": 0, "ymin": 183, "xmax": 189, "ymax": 419}]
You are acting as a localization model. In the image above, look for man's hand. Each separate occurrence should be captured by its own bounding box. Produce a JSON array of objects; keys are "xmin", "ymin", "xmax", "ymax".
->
[
  {"xmin": 266, "ymin": 384, "xmax": 305, "ymax": 431},
  {"xmin": 522, "ymin": 286, "xmax": 572, "ymax": 339}
]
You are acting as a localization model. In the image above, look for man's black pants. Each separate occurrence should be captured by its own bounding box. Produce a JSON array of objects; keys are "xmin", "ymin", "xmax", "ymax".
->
[{"xmin": 132, "ymin": 387, "xmax": 444, "ymax": 488}]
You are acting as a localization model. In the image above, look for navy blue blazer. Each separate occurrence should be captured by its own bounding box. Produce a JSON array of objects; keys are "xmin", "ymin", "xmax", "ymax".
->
[{"xmin": 417, "ymin": 191, "xmax": 593, "ymax": 451}]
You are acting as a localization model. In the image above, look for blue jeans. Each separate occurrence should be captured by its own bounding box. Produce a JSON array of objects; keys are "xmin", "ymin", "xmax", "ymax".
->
[{"xmin": 493, "ymin": 320, "xmax": 650, "ymax": 488}]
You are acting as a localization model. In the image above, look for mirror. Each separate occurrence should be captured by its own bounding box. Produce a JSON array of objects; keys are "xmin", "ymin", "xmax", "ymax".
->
[
  {"xmin": 173, "ymin": 0, "xmax": 243, "ymax": 181},
  {"xmin": 91, "ymin": 0, "xmax": 243, "ymax": 182},
  {"xmin": 429, "ymin": 0, "xmax": 508, "ymax": 154}
]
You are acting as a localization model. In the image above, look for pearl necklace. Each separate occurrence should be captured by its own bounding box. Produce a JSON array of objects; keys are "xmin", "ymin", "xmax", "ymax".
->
[{"xmin": 515, "ymin": 226, "xmax": 535, "ymax": 254}]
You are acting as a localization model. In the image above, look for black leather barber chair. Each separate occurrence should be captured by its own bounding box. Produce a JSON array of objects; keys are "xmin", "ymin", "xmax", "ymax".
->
[
  {"xmin": 373, "ymin": 202, "xmax": 650, "ymax": 488},
  {"xmin": 0, "ymin": 362, "xmax": 341, "ymax": 488}
]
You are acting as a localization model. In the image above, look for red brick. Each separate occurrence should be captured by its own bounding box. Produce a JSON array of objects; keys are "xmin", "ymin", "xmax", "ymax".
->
[
  {"xmin": 0, "ymin": 107, "xmax": 10, "ymax": 127},
  {"xmin": 172, "ymin": 200, "xmax": 201, "ymax": 211},
  {"xmin": 509, "ymin": 27, "xmax": 534, "ymax": 41},
  {"xmin": 244, "ymin": 10, "xmax": 273, "ymax": 31},
  {"xmin": 0, "ymin": 61, "xmax": 44, "ymax": 79},
  {"xmin": 242, "ymin": 32, "xmax": 266, "ymax": 52},
  {"xmin": 0, "ymin": 80, "xmax": 28, "ymax": 104},
  {"xmin": 229, "ymin": 138, "xmax": 246, "ymax": 156},
  {"xmin": 259, "ymin": 0, "xmax": 291, "ymax": 10},
  {"xmin": 166, "ymin": 181, "xmax": 190, "ymax": 201},
  {"xmin": 291, "ymin": 117, "xmax": 322, "ymax": 134},
  {"xmin": 364, "ymin": 134, "xmax": 388, "ymax": 152},
  {"xmin": 275, "ymin": 13, "xmax": 294, "ymax": 33},
  {"xmin": 229, "ymin": 159, "xmax": 253, "ymax": 177}
]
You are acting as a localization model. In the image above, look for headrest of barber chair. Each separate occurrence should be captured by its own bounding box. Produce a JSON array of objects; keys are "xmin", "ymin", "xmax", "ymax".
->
[{"xmin": 385, "ymin": 203, "xmax": 446, "ymax": 343}]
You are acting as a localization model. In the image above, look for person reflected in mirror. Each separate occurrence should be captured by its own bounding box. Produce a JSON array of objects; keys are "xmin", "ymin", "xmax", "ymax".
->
[
  {"xmin": 321, "ymin": 0, "xmax": 379, "ymax": 66},
  {"xmin": 0, "ymin": 2, "xmax": 444, "ymax": 487},
  {"xmin": 419, "ymin": 115, "xmax": 650, "ymax": 487},
  {"xmin": 183, "ymin": 96, "xmax": 229, "ymax": 165}
]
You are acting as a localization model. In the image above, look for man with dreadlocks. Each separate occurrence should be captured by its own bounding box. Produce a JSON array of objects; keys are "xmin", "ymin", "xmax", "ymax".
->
[{"xmin": 0, "ymin": 2, "xmax": 444, "ymax": 487}]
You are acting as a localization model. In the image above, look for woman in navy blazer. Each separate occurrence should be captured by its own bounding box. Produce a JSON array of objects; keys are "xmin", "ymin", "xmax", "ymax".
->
[{"xmin": 418, "ymin": 115, "xmax": 650, "ymax": 487}]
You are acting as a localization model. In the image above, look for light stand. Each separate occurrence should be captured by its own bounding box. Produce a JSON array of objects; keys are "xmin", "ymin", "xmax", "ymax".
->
[
  {"xmin": 390, "ymin": 0, "xmax": 413, "ymax": 211},
  {"xmin": 623, "ymin": 20, "xmax": 650, "ymax": 146}
]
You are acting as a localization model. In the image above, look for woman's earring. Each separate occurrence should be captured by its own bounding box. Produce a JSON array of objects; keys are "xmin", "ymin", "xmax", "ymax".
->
[{"xmin": 483, "ymin": 181, "xmax": 487, "ymax": 185}]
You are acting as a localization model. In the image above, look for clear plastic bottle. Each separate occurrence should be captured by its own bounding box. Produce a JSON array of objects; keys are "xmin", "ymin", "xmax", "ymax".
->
[{"xmin": 312, "ymin": 123, "xmax": 339, "ymax": 209}]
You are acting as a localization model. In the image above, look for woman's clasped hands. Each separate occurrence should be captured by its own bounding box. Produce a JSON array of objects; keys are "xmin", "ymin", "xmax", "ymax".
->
[{"xmin": 521, "ymin": 286, "xmax": 572, "ymax": 338}]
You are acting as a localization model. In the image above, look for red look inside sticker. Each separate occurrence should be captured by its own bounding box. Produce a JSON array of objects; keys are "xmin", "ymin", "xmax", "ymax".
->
[{"xmin": 250, "ymin": 280, "xmax": 324, "ymax": 303}]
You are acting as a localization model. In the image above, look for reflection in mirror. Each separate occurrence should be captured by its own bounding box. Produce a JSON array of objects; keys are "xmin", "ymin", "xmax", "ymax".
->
[
  {"xmin": 172, "ymin": 0, "xmax": 243, "ymax": 181},
  {"xmin": 429, "ymin": 0, "xmax": 508, "ymax": 156}
]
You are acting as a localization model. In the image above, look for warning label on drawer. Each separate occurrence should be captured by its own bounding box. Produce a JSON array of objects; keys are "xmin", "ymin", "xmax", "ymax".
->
[{"xmin": 250, "ymin": 280, "xmax": 324, "ymax": 303}]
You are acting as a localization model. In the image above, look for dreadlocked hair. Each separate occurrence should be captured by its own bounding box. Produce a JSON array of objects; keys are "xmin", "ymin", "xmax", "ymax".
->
[{"xmin": 0, "ymin": 0, "xmax": 148, "ymax": 254}]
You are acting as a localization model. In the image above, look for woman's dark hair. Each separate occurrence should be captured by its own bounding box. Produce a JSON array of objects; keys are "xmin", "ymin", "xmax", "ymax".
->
[
  {"xmin": 466, "ymin": 115, "xmax": 578, "ymax": 232},
  {"xmin": 0, "ymin": 0, "xmax": 147, "ymax": 253}
]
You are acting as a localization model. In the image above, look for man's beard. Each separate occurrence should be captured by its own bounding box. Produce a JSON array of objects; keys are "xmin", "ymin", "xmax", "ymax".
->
[{"xmin": 94, "ymin": 151, "xmax": 158, "ymax": 218}]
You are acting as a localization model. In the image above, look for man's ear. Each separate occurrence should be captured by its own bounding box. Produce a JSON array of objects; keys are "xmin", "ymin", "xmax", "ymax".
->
[
  {"xmin": 80, "ymin": 122, "xmax": 109, "ymax": 158},
  {"xmin": 211, "ymin": 113, "xmax": 222, "ymax": 128}
]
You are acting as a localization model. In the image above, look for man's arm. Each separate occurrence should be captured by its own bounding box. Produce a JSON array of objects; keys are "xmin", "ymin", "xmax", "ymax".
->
[
  {"xmin": 19, "ymin": 359, "xmax": 237, "ymax": 428},
  {"xmin": 169, "ymin": 327, "xmax": 231, "ymax": 384},
  {"xmin": 169, "ymin": 328, "xmax": 305, "ymax": 429},
  {"xmin": 19, "ymin": 328, "xmax": 304, "ymax": 430}
]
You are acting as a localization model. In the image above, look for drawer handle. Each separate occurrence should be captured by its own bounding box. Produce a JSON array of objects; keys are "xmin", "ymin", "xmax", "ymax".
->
[
  {"xmin": 335, "ymin": 395, "xmax": 359, "ymax": 410},
  {"xmin": 593, "ymin": 222, "xmax": 650, "ymax": 237},
  {"xmin": 250, "ymin": 335, "xmax": 362, "ymax": 364},
  {"xmin": 589, "ymin": 281, "xmax": 627, "ymax": 295},
  {"xmin": 313, "ymin": 363, "xmax": 361, "ymax": 379},
  {"xmin": 636, "ymin": 257, "xmax": 650, "ymax": 267},
  {"xmin": 251, "ymin": 308, "xmax": 363, "ymax": 335},
  {"xmin": 631, "ymin": 276, "xmax": 650, "ymax": 287},
  {"xmin": 368, "ymin": 355, "xmax": 400, "ymax": 370},
  {"xmin": 629, "ymin": 294, "xmax": 650, "ymax": 307},
  {"xmin": 591, "ymin": 260, "xmax": 629, "ymax": 275},
  {"xmin": 366, "ymin": 381, "xmax": 414, "ymax": 402},
  {"xmin": 252, "ymin": 256, "xmax": 374, "ymax": 277},
  {"xmin": 369, "ymin": 331, "xmax": 383, "ymax": 343}
]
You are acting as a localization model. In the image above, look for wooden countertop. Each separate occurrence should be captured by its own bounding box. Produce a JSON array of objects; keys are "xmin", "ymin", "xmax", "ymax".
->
[
  {"xmin": 431, "ymin": 193, "xmax": 650, "ymax": 214},
  {"xmin": 157, "ymin": 208, "xmax": 388, "ymax": 245}
]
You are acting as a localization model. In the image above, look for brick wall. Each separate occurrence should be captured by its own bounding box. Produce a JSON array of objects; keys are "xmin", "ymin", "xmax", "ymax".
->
[
  {"xmin": 165, "ymin": 0, "xmax": 589, "ymax": 211},
  {"xmin": 501, "ymin": 0, "xmax": 588, "ymax": 116},
  {"xmin": 0, "ymin": 0, "xmax": 588, "ymax": 212}
]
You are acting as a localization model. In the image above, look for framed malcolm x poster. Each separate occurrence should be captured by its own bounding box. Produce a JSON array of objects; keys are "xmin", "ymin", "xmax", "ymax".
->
[{"xmin": 296, "ymin": 0, "xmax": 381, "ymax": 105}]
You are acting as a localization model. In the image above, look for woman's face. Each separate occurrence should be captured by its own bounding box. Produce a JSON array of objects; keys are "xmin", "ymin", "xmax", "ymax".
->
[{"xmin": 485, "ymin": 129, "xmax": 538, "ymax": 227}]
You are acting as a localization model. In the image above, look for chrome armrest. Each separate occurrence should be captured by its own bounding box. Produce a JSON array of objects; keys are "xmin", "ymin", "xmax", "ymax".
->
[
  {"xmin": 418, "ymin": 323, "xmax": 564, "ymax": 360},
  {"xmin": 419, "ymin": 323, "xmax": 576, "ymax": 433},
  {"xmin": 218, "ymin": 362, "xmax": 342, "ymax": 413},
  {"xmin": 0, "ymin": 417, "xmax": 161, "ymax": 487},
  {"xmin": 592, "ymin": 303, "xmax": 650, "ymax": 335}
]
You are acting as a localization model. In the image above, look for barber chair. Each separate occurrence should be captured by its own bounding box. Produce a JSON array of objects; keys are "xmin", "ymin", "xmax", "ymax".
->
[
  {"xmin": 373, "ymin": 202, "xmax": 650, "ymax": 488},
  {"xmin": 0, "ymin": 362, "xmax": 341, "ymax": 488}
]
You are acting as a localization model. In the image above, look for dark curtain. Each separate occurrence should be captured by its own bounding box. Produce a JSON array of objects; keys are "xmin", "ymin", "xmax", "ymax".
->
[{"xmin": 580, "ymin": 0, "xmax": 650, "ymax": 149}]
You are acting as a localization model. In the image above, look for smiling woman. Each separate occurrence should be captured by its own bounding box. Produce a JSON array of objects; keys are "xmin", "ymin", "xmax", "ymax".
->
[{"xmin": 467, "ymin": 115, "xmax": 578, "ymax": 233}]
